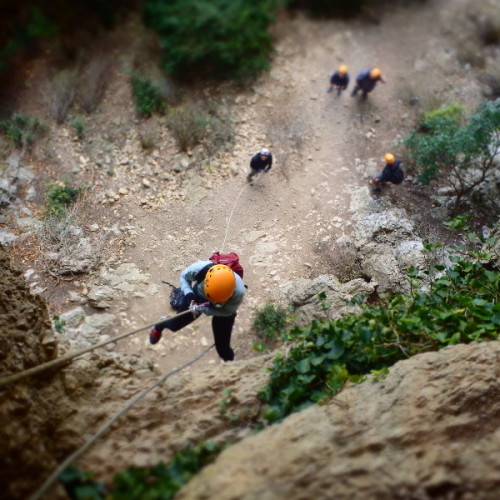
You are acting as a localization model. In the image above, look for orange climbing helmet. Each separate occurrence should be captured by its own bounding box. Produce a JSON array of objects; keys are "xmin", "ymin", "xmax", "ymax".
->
[
  {"xmin": 204, "ymin": 264, "xmax": 236, "ymax": 304},
  {"xmin": 384, "ymin": 153, "xmax": 395, "ymax": 164},
  {"xmin": 370, "ymin": 67, "xmax": 381, "ymax": 79},
  {"xmin": 339, "ymin": 64, "xmax": 348, "ymax": 75}
]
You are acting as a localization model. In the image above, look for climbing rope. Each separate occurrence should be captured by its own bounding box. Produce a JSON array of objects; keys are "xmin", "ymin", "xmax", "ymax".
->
[
  {"xmin": 0, "ymin": 309, "xmax": 193, "ymax": 388},
  {"xmin": 29, "ymin": 343, "xmax": 215, "ymax": 500},
  {"xmin": 220, "ymin": 171, "xmax": 263, "ymax": 253}
]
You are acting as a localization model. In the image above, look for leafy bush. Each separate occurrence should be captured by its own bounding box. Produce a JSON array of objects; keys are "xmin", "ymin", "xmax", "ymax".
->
[
  {"xmin": 143, "ymin": 0, "xmax": 278, "ymax": 80},
  {"xmin": 0, "ymin": 8, "xmax": 57, "ymax": 74},
  {"xmin": 60, "ymin": 442, "xmax": 222, "ymax": 500},
  {"xmin": 252, "ymin": 304, "xmax": 288, "ymax": 350},
  {"xmin": 260, "ymin": 254, "xmax": 499, "ymax": 423},
  {"xmin": 404, "ymin": 100, "xmax": 500, "ymax": 205},
  {"xmin": 0, "ymin": 113, "xmax": 45, "ymax": 150},
  {"xmin": 71, "ymin": 116, "xmax": 85, "ymax": 140},
  {"xmin": 45, "ymin": 181, "xmax": 82, "ymax": 217},
  {"xmin": 131, "ymin": 74, "xmax": 166, "ymax": 117}
]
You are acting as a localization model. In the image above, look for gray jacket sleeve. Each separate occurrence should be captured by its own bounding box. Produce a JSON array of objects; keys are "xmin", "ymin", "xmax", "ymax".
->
[{"xmin": 179, "ymin": 261, "xmax": 212, "ymax": 296}]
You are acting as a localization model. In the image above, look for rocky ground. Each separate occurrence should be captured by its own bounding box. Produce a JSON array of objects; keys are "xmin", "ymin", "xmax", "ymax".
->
[{"xmin": 1, "ymin": 0, "xmax": 499, "ymax": 497}]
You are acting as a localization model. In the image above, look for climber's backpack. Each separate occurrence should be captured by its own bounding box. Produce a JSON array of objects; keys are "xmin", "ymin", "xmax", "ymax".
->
[
  {"xmin": 194, "ymin": 252, "xmax": 245, "ymax": 286},
  {"xmin": 162, "ymin": 281, "xmax": 185, "ymax": 311},
  {"xmin": 208, "ymin": 251, "xmax": 244, "ymax": 278}
]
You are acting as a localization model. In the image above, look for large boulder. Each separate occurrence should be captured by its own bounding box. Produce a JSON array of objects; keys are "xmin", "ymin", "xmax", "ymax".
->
[
  {"xmin": 178, "ymin": 341, "xmax": 500, "ymax": 500},
  {"xmin": 280, "ymin": 275, "xmax": 376, "ymax": 326}
]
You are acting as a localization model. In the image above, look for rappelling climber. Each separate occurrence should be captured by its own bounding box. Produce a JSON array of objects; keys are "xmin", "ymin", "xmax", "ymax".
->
[
  {"xmin": 371, "ymin": 153, "xmax": 404, "ymax": 192},
  {"xmin": 351, "ymin": 67, "xmax": 387, "ymax": 99},
  {"xmin": 327, "ymin": 64, "xmax": 350, "ymax": 96},
  {"xmin": 247, "ymin": 147, "xmax": 273, "ymax": 183},
  {"xmin": 150, "ymin": 261, "xmax": 246, "ymax": 361}
]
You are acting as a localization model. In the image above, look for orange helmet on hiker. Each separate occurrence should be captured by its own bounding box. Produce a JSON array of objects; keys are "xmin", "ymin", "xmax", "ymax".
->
[
  {"xmin": 339, "ymin": 65, "xmax": 348, "ymax": 75},
  {"xmin": 204, "ymin": 265, "xmax": 236, "ymax": 304},
  {"xmin": 384, "ymin": 153, "xmax": 395, "ymax": 164},
  {"xmin": 370, "ymin": 68, "xmax": 381, "ymax": 79}
]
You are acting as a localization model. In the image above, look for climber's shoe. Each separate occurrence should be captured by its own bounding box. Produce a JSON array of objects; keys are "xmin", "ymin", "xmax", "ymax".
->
[{"xmin": 149, "ymin": 328, "xmax": 162, "ymax": 345}]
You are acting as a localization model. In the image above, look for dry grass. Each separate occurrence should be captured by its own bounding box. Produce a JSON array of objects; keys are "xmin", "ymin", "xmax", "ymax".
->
[
  {"xmin": 43, "ymin": 69, "xmax": 78, "ymax": 124},
  {"xmin": 36, "ymin": 199, "xmax": 108, "ymax": 276},
  {"xmin": 77, "ymin": 57, "xmax": 112, "ymax": 114}
]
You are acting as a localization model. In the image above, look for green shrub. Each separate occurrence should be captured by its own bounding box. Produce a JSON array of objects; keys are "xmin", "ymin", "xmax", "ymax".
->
[
  {"xmin": 404, "ymin": 100, "xmax": 500, "ymax": 205},
  {"xmin": 251, "ymin": 304, "xmax": 288, "ymax": 351},
  {"xmin": 143, "ymin": 0, "xmax": 278, "ymax": 80},
  {"xmin": 131, "ymin": 74, "xmax": 166, "ymax": 117},
  {"xmin": 45, "ymin": 181, "xmax": 82, "ymax": 217},
  {"xmin": 60, "ymin": 442, "xmax": 222, "ymax": 499},
  {"xmin": 259, "ymin": 254, "xmax": 499, "ymax": 423},
  {"xmin": 0, "ymin": 113, "xmax": 45, "ymax": 150},
  {"xmin": 71, "ymin": 116, "xmax": 85, "ymax": 140}
]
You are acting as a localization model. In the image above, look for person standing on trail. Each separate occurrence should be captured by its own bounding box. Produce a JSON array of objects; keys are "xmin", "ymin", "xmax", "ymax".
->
[
  {"xmin": 247, "ymin": 148, "xmax": 273, "ymax": 183},
  {"xmin": 371, "ymin": 153, "xmax": 404, "ymax": 192},
  {"xmin": 327, "ymin": 65, "xmax": 350, "ymax": 95},
  {"xmin": 150, "ymin": 261, "xmax": 246, "ymax": 362},
  {"xmin": 351, "ymin": 68, "xmax": 387, "ymax": 99}
]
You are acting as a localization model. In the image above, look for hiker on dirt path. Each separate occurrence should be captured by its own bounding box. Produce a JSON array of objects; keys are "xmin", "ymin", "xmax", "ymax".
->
[
  {"xmin": 327, "ymin": 65, "xmax": 350, "ymax": 96},
  {"xmin": 351, "ymin": 68, "xmax": 387, "ymax": 99},
  {"xmin": 371, "ymin": 153, "xmax": 404, "ymax": 192},
  {"xmin": 150, "ymin": 261, "xmax": 246, "ymax": 361},
  {"xmin": 247, "ymin": 148, "xmax": 273, "ymax": 183}
]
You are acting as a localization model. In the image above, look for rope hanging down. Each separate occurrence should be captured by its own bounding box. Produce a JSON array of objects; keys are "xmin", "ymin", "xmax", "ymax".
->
[
  {"xmin": 0, "ymin": 310, "xmax": 193, "ymax": 389},
  {"xmin": 220, "ymin": 171, "xmax": 262, "ymax": 253},
  {"xmin": 29, "ymin": 343, "xmax": 215, "ymax": 500}
]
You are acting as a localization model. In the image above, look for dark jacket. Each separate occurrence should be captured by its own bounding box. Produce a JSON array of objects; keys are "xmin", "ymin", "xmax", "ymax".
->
[
  {"xmin": 250, "ymin": 153, "xmax": 273, "ymax": 171},
  {"xmin": 355, "ymin": 69, "xmax": 381, "ymax": 92},
  {"xmin": 378, "ymin": 159, "xmax": 404, "ymax": 184},
  {"xmin": 330, "ymin": 71, "xmax": 349, "ymax": 89}
]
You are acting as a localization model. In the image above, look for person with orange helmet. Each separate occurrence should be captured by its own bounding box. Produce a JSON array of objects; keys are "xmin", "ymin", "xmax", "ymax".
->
[
  {"xmin": 371, "ymin": 153, "xmax": 404, "ymax": 192},
  {"xmin": 327, "ymin": 64, "xmax": 350, "ymax": 96},
  {"xmin": 351, "ymin": 67, "xmax": 387, "ymax": 99},
  {"xmin": 149, "ymin": 261, "xmax": 246, "ymax": 361}
]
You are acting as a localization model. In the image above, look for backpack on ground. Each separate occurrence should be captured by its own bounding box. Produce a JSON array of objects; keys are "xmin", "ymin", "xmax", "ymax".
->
[{"xmin": 208, "ymin": 251, "xmax": 244, "ymax": 278}]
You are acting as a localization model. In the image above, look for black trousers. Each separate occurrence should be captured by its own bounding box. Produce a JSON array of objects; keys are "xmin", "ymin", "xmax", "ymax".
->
[{"xmin": 155, "ymin": 302, "xmax": 236, "ymax": 362}]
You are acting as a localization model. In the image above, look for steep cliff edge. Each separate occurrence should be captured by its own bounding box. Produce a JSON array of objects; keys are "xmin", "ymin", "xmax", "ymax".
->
[{"xmin": 179, "ymin": 341, "xmax": 500, "ymax": 500}]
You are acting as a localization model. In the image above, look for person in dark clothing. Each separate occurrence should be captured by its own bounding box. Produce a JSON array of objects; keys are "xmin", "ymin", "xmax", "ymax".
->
[
  {"xmin": 371, "ymin": 153, "xmax": 404, "ymax": 192},
  {"xmin": 327, "ymin": 65, "xmax": 350, "ymax": 95},
  {"xmin": 247, "ymin": 148, "xmax": 273, "ymax": 183},
  {"xmin": 351, "ymin": 67, "xmax": 387, "ymax": 99},
  {"xmin": 149, "ymin": 261, "xmax": 246, "ymax": 361}
]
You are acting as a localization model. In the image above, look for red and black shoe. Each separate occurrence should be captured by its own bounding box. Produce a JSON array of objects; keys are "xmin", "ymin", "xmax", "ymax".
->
[{"xmin": 149, "ymin": 328, "xmax": 162, "ymax": 345}]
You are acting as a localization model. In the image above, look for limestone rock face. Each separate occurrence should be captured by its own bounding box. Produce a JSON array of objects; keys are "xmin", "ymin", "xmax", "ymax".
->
[
  {"xmin": 178, "ymin": 341, "xmax": 500, "ymax": 500},
  {"xmin": 280, "ymin": 275, "xmax": 376, "ymax": 326}
]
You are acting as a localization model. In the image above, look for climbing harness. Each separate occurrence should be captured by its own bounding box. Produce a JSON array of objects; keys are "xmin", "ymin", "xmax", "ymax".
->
[
  {"xmin": 29, "ymin": 343, "xmax": 215, "ymax": 500},
  {"xmin": 0, "ymin": 309, "xmax": 193, "ymax": 388}
]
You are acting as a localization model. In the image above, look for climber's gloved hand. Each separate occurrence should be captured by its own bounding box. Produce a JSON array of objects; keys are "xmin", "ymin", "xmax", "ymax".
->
[
  {"xmin": 189, "ymin": 300, "xmax": 203, "ymax": 316},
  {"xmin": 264, "ymin": 167, "xmax": 270, "ymax": 173}
]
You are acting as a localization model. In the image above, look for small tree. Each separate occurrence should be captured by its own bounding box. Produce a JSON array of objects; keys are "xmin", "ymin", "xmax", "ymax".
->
[
  {"xmin": 143, "ymin": 0, "xmax": 278, "ymax": 80},
  {"xmin": 404, "ymin": 100, "xmax": 500, "ymax": 206}
]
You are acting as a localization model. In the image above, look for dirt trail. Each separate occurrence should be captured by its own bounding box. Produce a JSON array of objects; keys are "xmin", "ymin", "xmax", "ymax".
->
[{"xmin": 114, "ymin": 0, "xmax": 481, "ymax": 372}]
